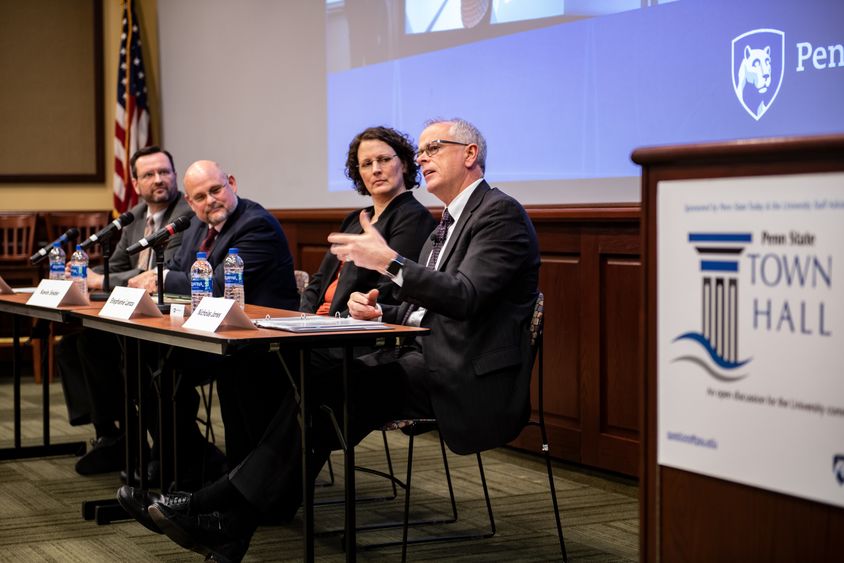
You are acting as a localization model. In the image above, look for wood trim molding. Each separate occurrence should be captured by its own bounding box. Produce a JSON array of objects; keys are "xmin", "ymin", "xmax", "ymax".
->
[
  {"xmin": 632, "ymin": 134, "xmax": 844, "ymax": 167},
  {"xmin": 272, "ymin": 203, "xmax": 641, "ymax": 223}
]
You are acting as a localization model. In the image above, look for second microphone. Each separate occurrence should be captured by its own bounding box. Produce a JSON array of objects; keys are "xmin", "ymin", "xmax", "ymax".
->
[{"xmin": 126, "ymin": 215, "xmax": 192, "ymax": 255}]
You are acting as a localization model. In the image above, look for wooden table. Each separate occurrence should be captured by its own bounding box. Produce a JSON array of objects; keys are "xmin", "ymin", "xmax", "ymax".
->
[
  {"xmin": 0, "ymin": 293, "xmax": 97, "ymax": 460},
  {"xmin": 73, "ymin": 303, "xmax": 427, "ymax": 562}
]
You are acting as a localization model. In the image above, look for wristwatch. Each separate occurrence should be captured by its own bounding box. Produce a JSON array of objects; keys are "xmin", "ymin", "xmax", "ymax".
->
[{"xmin": 385, "ymin": 254, "xmax": 406, "ymax": 279}]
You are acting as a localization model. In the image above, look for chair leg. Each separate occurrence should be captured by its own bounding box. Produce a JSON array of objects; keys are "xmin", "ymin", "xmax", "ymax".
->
[
  {"xmin": 475, "ymin": 452, "xmax": 496, "ymax": 539},
  {"xmin": 541, "ymin": 441, "xmax": 568, "ymax": 562},
  {"xmin": 381, "ymin": 429, "xmax": 398, "ymax": 498},
  {"xmin": 400, "ymin": 432, "xmax": 414, "ymax": 563},
  {"xmin": 438, "ymin": 433, "xmax": 459, "ymax": 522}
]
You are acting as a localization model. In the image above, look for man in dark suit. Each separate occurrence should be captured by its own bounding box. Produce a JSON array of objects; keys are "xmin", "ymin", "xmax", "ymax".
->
[
  {"xmin": 120, "ymin": 119, "xmax": 539, "ymax": 563},
  {"xmin": 128, "ymin": 159, "xmax": 299, "ymax": 470},
  {"xmin": 129, "ymin": 159, "xmax": 299, "ymax": 309},
  {"xmin": 58, "ymin": 146, "xmax": 193, "ymax": 475}
]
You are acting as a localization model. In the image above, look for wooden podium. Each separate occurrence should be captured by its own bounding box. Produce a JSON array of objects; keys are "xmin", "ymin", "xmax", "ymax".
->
[{"xmin": 633, "ymin": 135, "xmax": 844, "ymax": 562}]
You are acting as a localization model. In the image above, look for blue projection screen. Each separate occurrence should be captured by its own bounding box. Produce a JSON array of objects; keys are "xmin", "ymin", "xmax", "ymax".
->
[{"xmin": 326, "ymin": 0, "xmax": 844, "ymax": 199}]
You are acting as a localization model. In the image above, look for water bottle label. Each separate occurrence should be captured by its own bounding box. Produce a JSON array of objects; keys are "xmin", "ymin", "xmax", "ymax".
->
[
  {"xmin": 50, "ymin": 262, "xmax": 64, "ymax": 276},
  {"xmin": 224, "ymin": 272, "xmax": 244, "ymax": 285},
  {"xmin": 191, "ymin": 277, "xmax": 213, "ymax": 293},
  {"xmin": 70, "ymin": 264, "xmax": 87, "ymax": 278}
]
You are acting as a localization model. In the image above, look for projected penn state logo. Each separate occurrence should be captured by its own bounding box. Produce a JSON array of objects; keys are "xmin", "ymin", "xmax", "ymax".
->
[
  {"xmin": 732, "ymin": 29, "xmax": 785, "ymax": 120},
  {"xmin": 834, "ymin": 455, "xmax": 844, "ymax": 486},
  {"xmin": 672, "ymin": 233, "xmax": 753, "ymax": 381}
]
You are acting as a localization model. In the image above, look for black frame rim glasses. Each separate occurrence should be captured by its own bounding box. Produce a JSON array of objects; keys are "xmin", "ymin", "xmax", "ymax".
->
[{"xmin": 416, "ymin": 139, "xmax": 470, "ymax": 159}]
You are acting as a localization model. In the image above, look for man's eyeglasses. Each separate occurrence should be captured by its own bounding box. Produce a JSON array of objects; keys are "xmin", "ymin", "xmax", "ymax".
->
[
  {"xmin": 190, "ymin": 180, "xmax": 229, "ymax": 204},
  {"xmin": 358, "ymin": 154, "xmax": 397, "ymax": 171},
  {"xmin": 415, "ymin": 139, "xmax": 469, "ymax": 160},
  {"xmin": 138, "ymin": 168, "xmax": 174, "ymax": 182}
]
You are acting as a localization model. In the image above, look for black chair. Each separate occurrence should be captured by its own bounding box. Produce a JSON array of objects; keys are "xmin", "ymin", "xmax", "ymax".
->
[
  {"xmin": 525, "ymin": 292, "xmax": 569, "ymax": 562},
  {"xmin": 373, "ymin": 291, "xmax": 568, "ymax": 562}
]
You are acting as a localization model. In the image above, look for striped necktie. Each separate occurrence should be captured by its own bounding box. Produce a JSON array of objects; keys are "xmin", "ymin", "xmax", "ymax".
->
[{"xmin": 136, "ymin": 215, "xmax": 155, "ymax": 271}]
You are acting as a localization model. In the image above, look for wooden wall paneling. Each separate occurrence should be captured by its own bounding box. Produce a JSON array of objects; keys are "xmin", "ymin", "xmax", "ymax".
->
[
  {"xmin": 530, "ymin": 250, "xmax": 583, "ymax": 461},
  {"xmin": 595, "ymin": 232, "xmax": 641, "ymax": 476}
]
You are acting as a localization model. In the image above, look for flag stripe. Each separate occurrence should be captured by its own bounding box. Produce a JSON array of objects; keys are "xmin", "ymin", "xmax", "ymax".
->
[{"xmin": 113, "ymin": 0, "xmax": 152, "ymax": 213}]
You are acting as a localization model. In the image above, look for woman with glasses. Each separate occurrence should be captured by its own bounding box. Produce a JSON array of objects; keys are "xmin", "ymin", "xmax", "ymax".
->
[{"xmin": 300, "ymin": 126, "xmax": 436, "ymax": 316}]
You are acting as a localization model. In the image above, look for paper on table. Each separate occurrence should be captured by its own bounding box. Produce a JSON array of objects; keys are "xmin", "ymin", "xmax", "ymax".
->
[{"xmin": 253, "ymin": 314, "xmax": 392, "ymax": 333}]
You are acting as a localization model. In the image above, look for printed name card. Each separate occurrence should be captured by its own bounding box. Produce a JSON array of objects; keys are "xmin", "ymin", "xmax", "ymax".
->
[
  {"xmin": 99, "ymin": 286, "xmax": 163, "ymax": 320},
  {"xmin": 26, "ymin": 279, "xmax": 90, "ymax": 308},
  {"xmin": 0, "ymin": 276, "xmax": 12, "ymax": 295},
  {"xmin": 182, "ymin": 297, "xmax": 256, "ymax": 333}
]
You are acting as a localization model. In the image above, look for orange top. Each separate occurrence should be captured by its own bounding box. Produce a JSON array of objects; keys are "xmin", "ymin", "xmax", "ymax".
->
[{"xmin": 315, "ymin": 261, "xmax": 344, "ymax": 316}]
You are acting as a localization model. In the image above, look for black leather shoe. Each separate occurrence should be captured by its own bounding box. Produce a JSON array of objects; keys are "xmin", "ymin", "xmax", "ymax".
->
[
  {"xmin": 75, "ymin": 433, "xmax": 125, "ymax": 475},
  {"xmin": 116, "ymin": 485, "xmax": 192, "ymax": 534},
  {"xmin": 149, "ymin": 503, "xmax": 253, "ymax": 563}
]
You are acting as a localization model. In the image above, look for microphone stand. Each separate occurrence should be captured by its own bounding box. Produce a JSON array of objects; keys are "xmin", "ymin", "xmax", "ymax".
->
[
  {"xmin": 89, "ymin": 238, "xmax": 112, "ymax": 302},
  {"xmin": 154, "ymin": 243, "xmax": 170, "ymax": 314}
]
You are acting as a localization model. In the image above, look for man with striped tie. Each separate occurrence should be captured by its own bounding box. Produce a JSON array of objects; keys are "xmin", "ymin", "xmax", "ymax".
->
[{"xmin": 58, "ymin": 146, "xmax": 192, "ymax": 476}]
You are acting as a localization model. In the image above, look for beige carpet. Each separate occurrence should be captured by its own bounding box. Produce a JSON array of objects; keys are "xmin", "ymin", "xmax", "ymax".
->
[{"xmin": 0, "ymin": 373, "xmax": 638, "ymax": 562}]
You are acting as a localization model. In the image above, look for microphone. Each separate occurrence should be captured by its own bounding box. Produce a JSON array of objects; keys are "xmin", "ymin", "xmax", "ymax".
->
[
  {"xmin": 30, "ymin": 228, "xmax": 80, "ymax": 264},
  {"xmin": 126, "ymin": 215, "xmax": 192, "ymax": 255},
  {"xmin": 80, "ymin": 211, "xmax": 135, "ymax": 250}
]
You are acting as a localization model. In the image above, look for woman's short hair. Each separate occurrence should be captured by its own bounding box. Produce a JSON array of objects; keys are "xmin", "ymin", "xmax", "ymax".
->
[{"xmin": 345, "ymin": 126, "xmax": 420, "ymax": 196}]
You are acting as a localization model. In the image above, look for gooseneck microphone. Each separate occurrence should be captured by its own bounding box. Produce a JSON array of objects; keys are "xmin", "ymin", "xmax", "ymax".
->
[
  {"xmin": 80, "ymin": 211, "xmax": 135, "ymax": 250},
  {"xmin": 126, "ymin": 215, "xmax": 192, "ymax": 255},
  {"xmin": 30, "ymin": 228, "xmax": 80, "ymax": 264}
]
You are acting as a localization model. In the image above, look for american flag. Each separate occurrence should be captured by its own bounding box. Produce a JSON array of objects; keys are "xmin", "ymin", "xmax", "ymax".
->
[{"xmin": 113, "ymin": 0, "xmax": 151, "ymax": 213}]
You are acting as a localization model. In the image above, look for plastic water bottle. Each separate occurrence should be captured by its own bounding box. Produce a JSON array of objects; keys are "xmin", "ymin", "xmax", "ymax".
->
[
  {"xmin": 223, "ymin": 248, "xmax": 245, "ymax": 309},
  {"xmin": 190, "ymin": 251, "xmax": 213, "ymax": 310},
  {"xmin": 69, "ymin": 244, "xmax": 89, "ymax": 294},
  {"xmin": 48, "ymin": 242, "xmax": 66, "ymax": 280}
]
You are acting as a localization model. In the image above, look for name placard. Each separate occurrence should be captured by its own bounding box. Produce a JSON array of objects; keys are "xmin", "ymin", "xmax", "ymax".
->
[
  {"xmin": 182, "ymin": 297, "xmax": 256, "ymax": 333},
  {"xmin": 26, "ymin": 279, "xmax": 90, "ymax": 308},
  {"xmin": 99, "ymin": 286, "xmax": 163, "ymax": 320},
  {"xmin": 0, "ymin": 276, "xmax": 12, "ymax": 295}
]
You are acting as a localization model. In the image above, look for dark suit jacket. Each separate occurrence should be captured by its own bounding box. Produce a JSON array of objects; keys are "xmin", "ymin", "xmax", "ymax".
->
[
  {"xmin": 95, "ymin": 195, "xmax": 194, "ymax": 287},
  {"xmin": 163, "ymin": 197, "xmax": 299, "ymax": 310},
  {"xmin": 372, "ymin": 181, "xmax": 540, "ymax": 455},
  {"xmin": 300, "ymin": 191, "xmax": 436, "ymax": 316}
]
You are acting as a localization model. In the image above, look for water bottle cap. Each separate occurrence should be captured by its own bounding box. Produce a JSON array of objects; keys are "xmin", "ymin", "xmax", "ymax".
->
[
  {"xmin": 75, "ymin": 244, "xmax": 82, "ymax": 250},
  {"xmin": 229, "ymin": 248, "xmax": 239, "ymax": 255},
  {"xmin": 196, "ymin": 251, "xmax": 207, "ymax": 259},
  {"xmin": 52, "ymin": 242, "xmax": 60, "ymax": 247}
]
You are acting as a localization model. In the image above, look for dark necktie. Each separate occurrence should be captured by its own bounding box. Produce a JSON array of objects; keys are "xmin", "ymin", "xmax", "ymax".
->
[
  {"xmin": 400, "ymin": 208, "xmax": 453, "ymax": 325},
  {"xmin": 199, "ymin": 226, "xmax": 218, "ymax": 253}
]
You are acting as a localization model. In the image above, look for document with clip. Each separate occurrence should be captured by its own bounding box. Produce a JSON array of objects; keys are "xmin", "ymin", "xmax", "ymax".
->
[{"xmin": 253, "ymin": 313, "xmax": 392, "ymax": 333}]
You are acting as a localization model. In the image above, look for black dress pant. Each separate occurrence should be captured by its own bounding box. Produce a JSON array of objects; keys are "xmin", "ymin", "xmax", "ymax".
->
[
  {"xmin": 229, "ymin": 345, "xmax": 434, "ymax": 517},
  {"xmin": 57, "ymin": 328, "xmax": 124, "ymax": 429}
]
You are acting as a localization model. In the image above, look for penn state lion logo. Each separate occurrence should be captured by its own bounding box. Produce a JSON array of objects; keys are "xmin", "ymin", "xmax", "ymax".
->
[{"xmin": 732, "ymin": 29, "xmax": 785, "ymax": 120}]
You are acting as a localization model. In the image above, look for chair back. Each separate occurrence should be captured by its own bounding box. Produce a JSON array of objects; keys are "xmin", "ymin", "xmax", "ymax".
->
[
  {"xmin": 0, "ymin": 214, "xmax": 36, "ymax": 263},
  {"xmin": 528, "ymin": 291, "xmax": 547, "ymax": 426},
  {"xmin": 44, "ymin": 211, "xmax": 112, "ymax": 263},
  {"xmin": 529, "ymin": 291, "xmax": 544, "ymax": 352},
  {"xmin": 0, "ymin": 213, "xmax": 40, "ymax": 286},
  {"xmin": 294, "ymin": 269, "xmax": 310, "ymax": 308}
]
